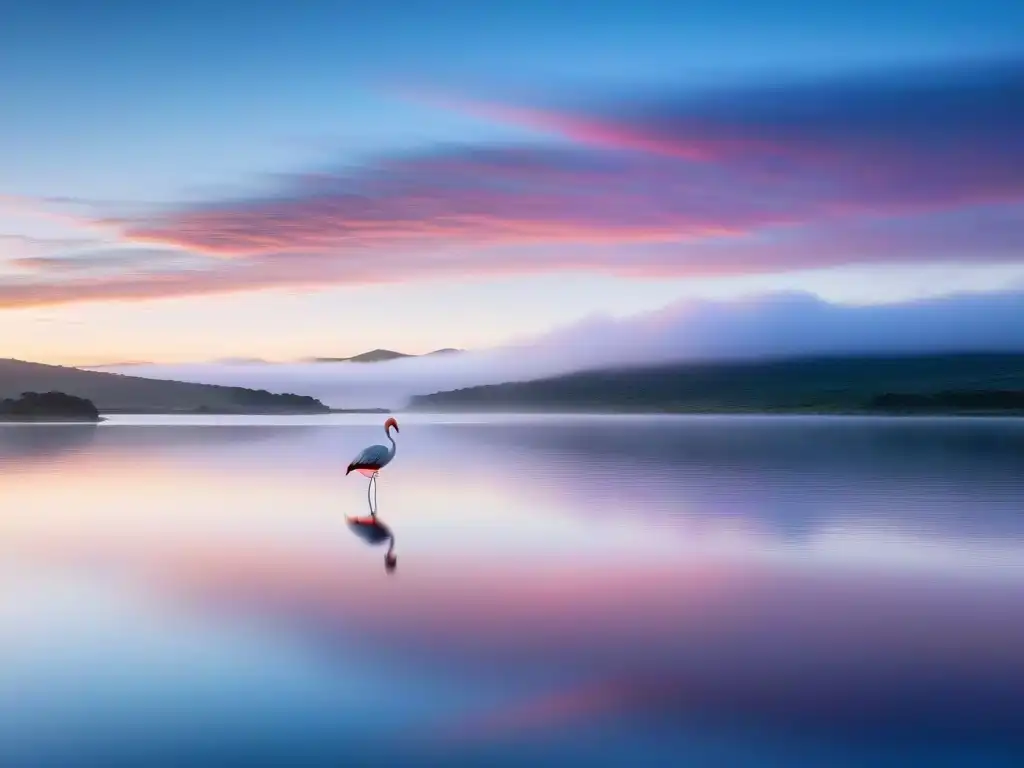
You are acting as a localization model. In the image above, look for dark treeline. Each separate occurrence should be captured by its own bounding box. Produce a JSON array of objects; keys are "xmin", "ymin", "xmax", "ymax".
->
[
  {"xmin": 409, "ymin": 354, "xmax": 1024, "ymax": 414},
  {"xmin": 0, "ymin": 391, "xmax": 101, "ymax": 421},
  {"xmin": 870, "ymin": 390, "xmax": 1024, "ymax": 411},
  {"xmin": 220, "ymin": 387, "xmax": 328, "ymax": 411}
]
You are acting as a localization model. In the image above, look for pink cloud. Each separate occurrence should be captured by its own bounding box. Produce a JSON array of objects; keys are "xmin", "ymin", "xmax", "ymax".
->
[
  {"xmin": 109, "ymin": 137, "xmax": 1021, "ymax": 266},
  {"xmin": 1, "ymin": 204, "xmax": 1022, "ymax": 309},
  {"xmin": 113, "ymin": 60, "xmax": 1024, "ymax": 265},
  {"xmin": 422, "ymin": 94, "xmax": 774, "ymax": 162},
  {"xmin": 429, "ymin": 61, "xmax": 1024, "ymax": 188},
  {"xmin": 1, "ymin": 62, "xmax": 1021, "ymax": 308}
]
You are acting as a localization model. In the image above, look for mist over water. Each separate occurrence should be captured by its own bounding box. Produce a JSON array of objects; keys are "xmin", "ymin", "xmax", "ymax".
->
[{"xmin": 95, "ymin": 290, "xmax": 1024, "ymax": 408}]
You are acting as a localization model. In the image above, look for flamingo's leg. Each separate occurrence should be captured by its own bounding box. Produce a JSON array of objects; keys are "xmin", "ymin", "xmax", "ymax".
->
[
  {"xmin": 367, "ymin": 475, "xmax": 374, "ymax": 514},
  {"xmin": 371, "ymin": 472, "xmax": 379, "ymax": 515}
]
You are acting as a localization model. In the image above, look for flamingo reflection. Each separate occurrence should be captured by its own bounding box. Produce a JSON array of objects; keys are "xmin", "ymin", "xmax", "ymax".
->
[{"xmin": 346, "ymin": 513, "xmax": 398, "ymax": 573}]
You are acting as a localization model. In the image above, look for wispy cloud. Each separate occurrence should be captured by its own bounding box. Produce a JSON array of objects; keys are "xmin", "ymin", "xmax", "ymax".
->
[
  {"xmin": 118, "ymin": 147, "xmax": 754, "ymax": 257},
  {"xmin": 436, "ymin": 59, "xmax": 1024, "ymax": 183},
  {"xmin": 0, "ymin": 234, "xmax": 102, "ymax": 260},
  {"xmin": 1, "ymin": 59, "xmax": 1022, "ymax": 308},
  {"xmin": 0, "ymin": 194, "xmax": 120, "ymax": 234},
  {"xmin": 10, "ymin": 247, "xmax": 207, "ymax": 275}
]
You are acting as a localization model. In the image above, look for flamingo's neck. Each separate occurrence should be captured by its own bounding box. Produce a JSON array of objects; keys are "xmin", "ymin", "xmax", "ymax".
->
[{"xmin": 385, "ymin": 428, "xmax": 397, "ymax": 458}]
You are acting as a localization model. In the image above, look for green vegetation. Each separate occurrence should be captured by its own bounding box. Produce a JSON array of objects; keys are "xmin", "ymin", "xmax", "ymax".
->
[
  {"xmin": 0, "ymin": 358, "xmax": 329, "ymax": 414},
  {"xmin": 869, "ymin": 390, "xmax": 1024, "ymax": 412},
  {"xmin": 408, "ymin": 353, "xmax": 1024, "ymax": 415},
  {"xmin": 1, "ymin": 391, "xmax": 101, "ymax": 422}
]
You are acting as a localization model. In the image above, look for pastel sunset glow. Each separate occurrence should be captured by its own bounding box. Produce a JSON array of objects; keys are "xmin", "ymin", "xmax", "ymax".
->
[
  {"xmin": 2, "ymin": 2, "xmax": 1023, "ymax": 366},
  {"xmin": 5, "ymin": 6, "xmax": 1024, "ymax": 758}
]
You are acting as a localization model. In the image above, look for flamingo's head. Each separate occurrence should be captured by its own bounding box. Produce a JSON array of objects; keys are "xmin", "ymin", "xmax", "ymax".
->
[
  {"xmin": 385, "ymin": 552, "xmax": 398, "ymax": 573},
  {"xmin": 384, "ymin": 417, "xmax": 399, "ymax": 435}
]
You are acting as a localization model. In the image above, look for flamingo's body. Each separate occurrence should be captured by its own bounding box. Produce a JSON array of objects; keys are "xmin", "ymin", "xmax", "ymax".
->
[
  {"xmin": 347, "ymin": 417, "xmax": 399, "ymax": 513},
  {"xmin": 346, "ymin": 443, "xmax": 394, "ymax": 477}
]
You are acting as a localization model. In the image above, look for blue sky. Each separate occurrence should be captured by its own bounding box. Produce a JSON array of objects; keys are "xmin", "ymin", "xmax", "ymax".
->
[{"xmin": 1, "ymin": 0, "xmax": 1022, "ymax": 363}]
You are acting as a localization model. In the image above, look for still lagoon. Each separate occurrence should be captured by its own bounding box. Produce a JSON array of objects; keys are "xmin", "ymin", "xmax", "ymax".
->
[{"xmin": 2, "ymin": 414, "xmax": 1024, "ymax": 766}]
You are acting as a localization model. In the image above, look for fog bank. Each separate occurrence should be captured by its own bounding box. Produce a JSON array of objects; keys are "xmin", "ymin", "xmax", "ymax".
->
[{"xmin": 101, "ymin": 290, "xmax": 1024, "ymax": 408}]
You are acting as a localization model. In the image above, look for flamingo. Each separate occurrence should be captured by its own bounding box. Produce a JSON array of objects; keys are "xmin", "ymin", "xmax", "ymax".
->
[
  {"xmin": 346, "ymin": 514, "xmax": 397, "ymax": 573},
  {"xmin": 346, "ymin": 417, "xmax": 399, "ymax": 514}
]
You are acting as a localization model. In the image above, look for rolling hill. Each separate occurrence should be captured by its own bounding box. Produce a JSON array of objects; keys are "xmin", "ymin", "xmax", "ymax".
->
[
  {"xmin": 0, "ymin": 358, "xmax": 329, "ymax": 414},
  {"xmin": 408, "ymin": 353, "xmax": 1024, "ymax": 414},
  {"xmin": 308, "ymin": 347, "xmax": 463, "ymax": 363}
]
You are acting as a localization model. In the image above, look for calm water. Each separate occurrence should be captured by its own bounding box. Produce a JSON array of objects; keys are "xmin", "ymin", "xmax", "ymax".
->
[{"xmin": 3, "ymin": 414, "xmax": 1024, "ymax": 767}]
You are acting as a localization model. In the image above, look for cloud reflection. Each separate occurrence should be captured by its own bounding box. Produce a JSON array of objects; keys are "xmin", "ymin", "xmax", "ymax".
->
[
  {"xmin": 12, "ymin": 528, "xmax": 1024, "ymax": 755},
  {"xmin": 0, "ymin": 424, "xmax": 97, "ymax": 470},
  {"xmin": 5, "ymin": 418, "xmax": 1024, "ymax": 762}
]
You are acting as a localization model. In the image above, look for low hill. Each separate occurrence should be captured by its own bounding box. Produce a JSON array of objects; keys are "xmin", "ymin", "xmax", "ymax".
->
[
  {"xmin": 308, "ymin": 347, "xmax": 464, "ymax": 363},
  {"xmin": 424, "ymin": 348, "xmax": 463, "ymax": 356},
  {"xmin": 0, "ymin": 358, "xmax": 329, "ymax": 414},
  {"xmin": 408, "ymin": 353, "xmax": 1024, "ymax": 414},
  {"xmin": 1, "ymin": 391, "xmax": 101, "ymax": 422},
  {"xmin": 309, "ymin": 349, "xmax": 411, "ymax": 363}
]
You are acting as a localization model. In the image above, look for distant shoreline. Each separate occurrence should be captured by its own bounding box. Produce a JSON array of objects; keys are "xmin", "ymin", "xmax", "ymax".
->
[
  {"xmin": 0, "ymin": 415, "xmax": 106, "ymax": 424},
  {"xmin": 97, "ymin": 410, "xmax": 329, "ymax": 416},
  {"xmin": 96, "ymin": 407, "xmax": 388, "ymax": 415},
  {"xmin": 402, "ymin": 407, "xmax": 1024, "ymax": 418},
  {"xmin": 0, "ymin": 358, "xmax": 332, "ymax": 416},
  {"xmin": 0, "ymin": 409, "xmax": 383, "ymax": 423},
  {"xmin": 0, "ymin": 409, "xmax": 373, "ymax": 422},
  {"xmin": 406, "ymin": 353, "xmax": 1024, "ymax": 417},
  {"xmin": 3, "ymin": 410, "xmax": 1021, "ymax": 424},
  {"xmin": 0, "ymin": 407, "xmax": 390, "ymax": 421}
]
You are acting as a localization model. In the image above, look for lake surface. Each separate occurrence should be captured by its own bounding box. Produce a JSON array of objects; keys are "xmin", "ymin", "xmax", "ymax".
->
[{"xmin": 3, "ymin": 414, "xmax": 1024, "ymax": 767}]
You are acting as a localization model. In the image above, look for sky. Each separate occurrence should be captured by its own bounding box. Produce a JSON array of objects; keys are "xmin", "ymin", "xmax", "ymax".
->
[{"xmin": 1, "ymin": 0, "xmax": 1023, "ymax": 367}]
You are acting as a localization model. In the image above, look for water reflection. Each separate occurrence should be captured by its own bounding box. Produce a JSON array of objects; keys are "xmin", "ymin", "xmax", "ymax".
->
[
  {"xmin": 346, "ymin": 513, "xmax": 398, "ymax": 573},
  {"xmin": 3, "ymin": 415, "xmax": 1024, "ymax": 766},
  {"xmin": 437, "ymin": 417, "xmax": 1024, "ymax": 543},
  {"xmin": 0, "ymin": 424, "xmax": 97, "ymax": 468}
]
